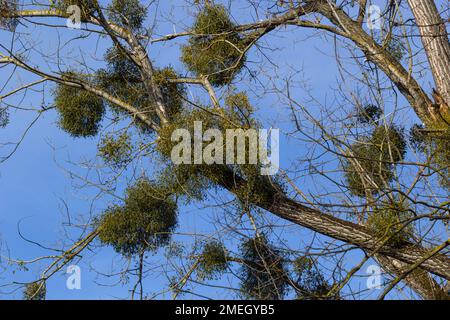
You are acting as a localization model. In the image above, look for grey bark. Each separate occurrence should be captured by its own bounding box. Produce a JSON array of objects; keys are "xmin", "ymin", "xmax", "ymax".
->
[{"xmin": 407, "ymin": 0, "xmax": 450, "ymax": 114}]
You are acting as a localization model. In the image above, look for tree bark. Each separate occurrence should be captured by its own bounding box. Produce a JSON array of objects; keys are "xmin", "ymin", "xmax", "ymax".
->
[
  {"xmin": 213, "ymin": 167, "xmax": 450, "ymax": 281},
  {"xmin": 407, "ymin": 0, "xmax": 450, "ymax": 115},
  {"xmin": 266, "ymin": 195, "xmax": 450, "ymax": 281},
  {"xmin": 376, "ymin": 255, "xmax": 448, "ymax": 300},
  {"xmin": 311, "ymin": 0, "xmax": 437, "ymax": 125}
]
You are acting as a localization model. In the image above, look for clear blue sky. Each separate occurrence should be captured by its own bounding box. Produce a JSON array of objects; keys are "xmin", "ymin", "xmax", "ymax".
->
[{"xmin": 0, "ymin": 0, "xmax": 442, "ymax": 299}]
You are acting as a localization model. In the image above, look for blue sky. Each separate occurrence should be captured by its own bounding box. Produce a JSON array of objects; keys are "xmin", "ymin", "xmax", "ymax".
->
[{"xmin": 0, "ymin": 0, "xmax": 445, "ymax": 299}]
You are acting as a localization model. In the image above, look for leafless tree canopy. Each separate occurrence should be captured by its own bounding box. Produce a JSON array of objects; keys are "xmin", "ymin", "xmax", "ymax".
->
[{"xmin": 0, "ymin": 0, "xmax": 449, "ymax": 300}]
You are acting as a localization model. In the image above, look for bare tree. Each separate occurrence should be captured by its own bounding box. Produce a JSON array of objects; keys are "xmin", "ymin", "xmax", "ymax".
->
[{"xmin": 0, "ymin": 0, "xmax": 448, "ymax": 300}]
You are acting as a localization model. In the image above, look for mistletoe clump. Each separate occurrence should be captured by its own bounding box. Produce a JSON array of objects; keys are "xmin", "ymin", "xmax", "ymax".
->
[
  {"xmin": 156, "ymin": 92, "xmax": 257, "ymax": 164},
  {"xmin": 386, "ymin": 36, "xmax": 406, "ymax": 62},
  {"xmin": 55, "ymin": 0, "xmax": 98, "ymax": 20},
  {"xmin": 96, "ymin": 178, "xmax": 178, "ymax": 256},
  {"xmin": 410, "ymin": 123, "xmax": 450, "ymax": 189},
  {"xmin": 367, "ymin": 199, "xmax": 414, "ymax": 246},
  {"xmin": 156, "ymin": 94, "xmax": 280, "ymax": 205},
  {"xmin": 293, "ymin": 257, "xmax": 334, "ymax": 300},
  {"xmin": 156, "ymin": 91, "xmax": 284, "ymax": 206},
  {"xmin": 97, "ymin": 46, "xmax": 185, "ymax": 130},
  {"xmin": 181, "ymin": 4, "xmax": 247, "ymax": 86},
  {"xmin": 344, "ymin": 125, "xmax": 407, "ymax": 197},
  {"xmin": 153, "ymin": 67, "xmax": 186, "ymax": 120},
  {"xmin": 432, "ymin": 134, "xmax": 450, "ymax": 189},
  {"xmin": 355, "ymin": 104, "xmax": 382, "ymax": 125},
  {"xmin": 407, "ymin": 110, "xmax": 450, "ymax": 189},
  {"xmin": 54, "ymin": 74, "xmax": 105, "ymax": 137},
  {"xmin": 23, "ymin": 281, "xmax": 46, "ymax": 300},
  {"xmin": 409, "ymin": 124, "xmax": 427, "ymax": 152},
  {"xmin": 0, "ymin": 0, "xmax": 18, "ymax": 31},
  {"xmin": 239, "ymin": 235, "xmax": 288, "ymax": 300},
  {"xmin": 371, "ymin": 125, "xmax": 407, "ymax": 163},
  {"xmin": 224, "ymin": 91, "xmax": 254, "ymax": 124},
  {"xmin": 98, "ymin": 132, "xmax": 133, "ymax": 168},
  {"xmin": 197, "ymin": 241, "xmax": 229, "ymax": 280},
  {"xmin": 155, "ymin": 108, "xmax": 221, "ymax": 200},
  {"xmin": 97, "ymin": 45, "xmax": 145, "ymax": 113},
  {"xmin": 107, "ymin": 0, "xmax": 147, "ymax": 31},
  {"xmin": 344, "ymin": 139, "xmax": 392, "ymax": 197}
]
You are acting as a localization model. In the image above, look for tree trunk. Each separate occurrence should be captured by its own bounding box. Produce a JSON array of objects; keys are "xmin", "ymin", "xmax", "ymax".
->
[
  {"xmin": 376, "ymin": 255, "xmax": 448, "ymax": 300},
  {"xmin": 267, "ymin": 195, "xmax": 450, "ymax": 281},
  {"xmin": 407, "ymin": 0, "xmax": 450, "ymax": 117},
  {"xmin": 213, "ymin": 167, "xmax": 450, "ymax": 281}
]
